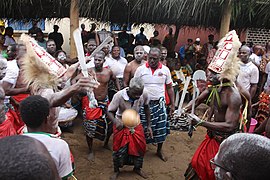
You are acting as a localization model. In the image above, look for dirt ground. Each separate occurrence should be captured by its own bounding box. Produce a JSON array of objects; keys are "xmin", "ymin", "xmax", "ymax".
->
[{"xmin": 63, "ymin": 106, "xmax": 208, "ymax": 180}]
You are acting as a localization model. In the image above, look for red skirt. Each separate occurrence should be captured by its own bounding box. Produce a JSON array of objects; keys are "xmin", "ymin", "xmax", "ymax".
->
[
  {"xmin": 113, "ymin": 124, "xmax": 146, "ymax": 157},
  {"xmin": 0, "ymin": 111, "xmax": 17, "ymax": 138},
  {"xmin": 191, "ymin": 134, "xmax": 220, "ymax": 180}
]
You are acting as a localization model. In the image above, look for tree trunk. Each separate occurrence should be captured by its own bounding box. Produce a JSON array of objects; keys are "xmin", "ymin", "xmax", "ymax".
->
[
  {"xmin": 70, "ymin": 0, "xmax": 79, "ymax": 59},
  {"xmin": 220, "ymin": 0, "xmax": 232, "ymax": 38}
]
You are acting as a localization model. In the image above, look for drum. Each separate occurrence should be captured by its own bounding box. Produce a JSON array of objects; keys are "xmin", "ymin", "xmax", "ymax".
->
[{"xmin": 57, "ymin": 107, "xmax": 78, "ymax": 127}]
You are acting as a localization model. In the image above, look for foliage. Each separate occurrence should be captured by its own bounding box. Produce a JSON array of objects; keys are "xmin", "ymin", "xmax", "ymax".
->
[{"xmin": 0, "ymin": 0, "xmax": 270, "ymax": 29}]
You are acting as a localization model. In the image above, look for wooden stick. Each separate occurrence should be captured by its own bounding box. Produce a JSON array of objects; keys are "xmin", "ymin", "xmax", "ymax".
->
[{"xmin": 178, "ymin": 76, "xmax": 191, "ymax": 114}]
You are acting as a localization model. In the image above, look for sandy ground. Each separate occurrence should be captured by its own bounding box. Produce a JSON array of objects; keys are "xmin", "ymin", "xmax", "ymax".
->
[{"xmin": 63, "ymin": 105, "xmax": 208, "ymax": 180}]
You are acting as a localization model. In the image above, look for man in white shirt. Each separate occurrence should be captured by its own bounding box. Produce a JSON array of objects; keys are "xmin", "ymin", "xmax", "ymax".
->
[
  {"xmin": 106, "ymin": 46, "xmax": 128, "ymax": 86},
  {"xmin": 237, "ymin": 45, "xmax": 259, "ymax": 99},
  {"xmin": 134, "ymin": 47, "xmax": 175, "ymax": 162},
  {"xmin": 21, "ymin": 95, "xmax": 73, "ymax": 179}
]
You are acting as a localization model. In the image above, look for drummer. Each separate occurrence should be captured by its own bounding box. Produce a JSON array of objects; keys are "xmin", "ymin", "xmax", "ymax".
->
[{"xmin": 107, "ymin": 77, "xmax": 151, "ymax": 180}]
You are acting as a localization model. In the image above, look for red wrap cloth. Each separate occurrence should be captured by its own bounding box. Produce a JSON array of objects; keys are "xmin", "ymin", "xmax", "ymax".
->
[
  {"xmin": 0, "ymin": 111, "xmax": 17, "ymax": 138},
  {"xmin": 191, "ymin": 134, "xmax": 220, "ymax": 180},
  {"xmin": 81, "ymin": 96, "xmax": 103, "ymax": 120},
  {"xmin": 113, "ymin": 124, "xmax": 146, "ymax": 157},
  {"xmin": 11, "ymin": 94, "xmax": 29, "ymax": 132}
]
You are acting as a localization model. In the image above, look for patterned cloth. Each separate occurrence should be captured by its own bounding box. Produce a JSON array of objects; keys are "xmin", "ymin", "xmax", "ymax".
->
[
  {"xmin": 82, "ymin": 96, "xmax": 112, "ymax": 141},
  {"xmin": 255, "ymin": 92, "xmax": 270, "ymax": 125},
  {"xmin": 171, "ymin": 67, "xmax": 193, "ymax": 94},
  {"xmin": 259, "ymin": 53, "xmax": 270, "ymax": 73},
  {"xmin": 112, "ymin": 124, "xmax": 146, "ymax": 171},
  {"xmin": 140, "ymin": 97, "xmax": 170, "ymax": 144},
  {"xmin": 113, "ymin": 144, "xmax": 144, "ymax": 172}
]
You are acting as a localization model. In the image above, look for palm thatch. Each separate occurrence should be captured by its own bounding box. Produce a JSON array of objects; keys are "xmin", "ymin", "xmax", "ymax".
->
[{"xmin": 0, "ymin": 0, "xmax": 270, "ymax": 29}]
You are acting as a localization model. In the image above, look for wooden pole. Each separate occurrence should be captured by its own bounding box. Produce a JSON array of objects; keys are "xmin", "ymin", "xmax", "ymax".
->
[
  {"xmin": 70, "ymin": 0, "xmax": 79, "ymax": 59},
  {"xmin": 220, "ymin": 0, "xmax": 232, "ymax": 38}
]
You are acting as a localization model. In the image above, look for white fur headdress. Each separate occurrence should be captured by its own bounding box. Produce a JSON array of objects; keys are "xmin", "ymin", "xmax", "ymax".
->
[
  {"xmin": 208, "ymin": 30, "xmax": 241, "ymax": 83},
  {"xmin": 20, "ymin": 34, "xmax": 66, "ymax": 93}
]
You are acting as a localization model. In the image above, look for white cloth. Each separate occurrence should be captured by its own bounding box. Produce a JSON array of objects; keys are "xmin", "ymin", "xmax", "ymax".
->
[
  {"xmin": 134, "ymin": 63, "xmax": 173, "ymax": 100},
  {"xmin": 106, "ymin": 56, "xmax": 127, "ymax": 78},
  {"xmin": 4, "ymin": 35, "xmax": 16, "ymax": 46},
  {"xmin": 249, "ymin": 53, "xmax": 262, "ymax": 66},
  {"xmin": 2, "ymin": 60, "xmax": 19, "ymax": 104},
  {"xmin": 264, "ymin": 62, "xmax": 270, "ymax": 89},
  {"xmin": 24, "ymin": 133, "xmax": 73, "ymax": 178},
  {"xmin": 237, "ymin": 61, "xmax": 259, "ymax": 91}
]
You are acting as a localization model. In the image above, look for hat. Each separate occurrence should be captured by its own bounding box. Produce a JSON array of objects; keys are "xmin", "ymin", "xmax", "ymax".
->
[
  {"xmin": 195, "ymin": 38, "xmax": 200, "ymax": 42},
  {"xmin": 143, "ymin": 45, "xmax": 150, "ymax": 54},
  {"xmin": 208, "ymin": 30, "xmax": 241, "ymax": 82}
]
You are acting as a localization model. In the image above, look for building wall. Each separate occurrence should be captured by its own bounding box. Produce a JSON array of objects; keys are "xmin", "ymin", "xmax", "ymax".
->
[
  {"xmin": 154, "ymin": 25, "xmax": 247, "ymax": 52},
  {"xmin": 246, "ymin": 28, "xmax": 270, "ymax": 46},
  {"xmin": 12, "ymin": 18, "xmax": 249, "ymax": 55}
]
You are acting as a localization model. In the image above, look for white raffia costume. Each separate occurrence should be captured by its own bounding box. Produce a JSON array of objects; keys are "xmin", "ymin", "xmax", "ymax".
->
[{"xmin": 20, "ymin": 34, "xmax": 77, "ymax": 135}]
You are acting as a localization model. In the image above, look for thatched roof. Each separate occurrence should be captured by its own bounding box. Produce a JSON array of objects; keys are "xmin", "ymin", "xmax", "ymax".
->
[{"xmin": 1, "ymin": 0, "xmax": 270, "ymax": 29}]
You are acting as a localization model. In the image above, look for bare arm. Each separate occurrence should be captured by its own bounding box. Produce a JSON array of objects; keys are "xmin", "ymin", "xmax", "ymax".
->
[
  {"xmin": 249, "ymin": 83, "xmax": 257, "ymax": 100},
  {"xmin": 144, "ymin": 104, "xmax": 151, "ymax": 127},
  {"xmin": 123, "ymin": 64, "xmax": 131, "ymax": 88},
  {"xmin": 166, "ymin": 83, "xmax": 175, "ymax": 114},
  {"xmin": 66, "ymin": 57, "xmax": 78, "ymax": 64},
  {"xmin": 2, "ymin": 81, "xmax": 28, "ymax": 96},
  {"xmin": 254, "ymin": 118, "xmax": 268, "ymax": 134},
  {"xmin": 107, "ymin": 111, "xmax": 119, "ymax": 124},
  {"xmin": 45, "ymin": 77, "xmax": 98, "ymax": 107}
]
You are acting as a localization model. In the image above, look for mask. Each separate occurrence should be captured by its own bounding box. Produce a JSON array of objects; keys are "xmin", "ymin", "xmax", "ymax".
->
[
  {"xmin": 57, "ymin": 53, "xmax": 66, "ymax": 61},
  {"xmin": 134, "ymin": 51, "xmax": 144, "ymax": 60}
]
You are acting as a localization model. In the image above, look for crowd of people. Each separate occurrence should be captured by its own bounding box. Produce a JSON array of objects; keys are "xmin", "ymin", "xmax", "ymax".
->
[{"xmin": 0, "ymin": 20, "xmax": 269, "ymax": 180}]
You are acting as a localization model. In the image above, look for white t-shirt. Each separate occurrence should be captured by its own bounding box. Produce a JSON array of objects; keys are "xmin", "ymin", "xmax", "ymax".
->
[
  {"xmin": 24, "ymin": 133, "xmax": 73, "ymax": 178},
  {"xmin": 106, "ymin": 56, "xmax": 127, "ymax": 78},
  {"xmin": 249, "ymin": 53, "xmax": 262, "ymax": 66},
  {"xmin": 134, "ymin": 63, "xmax": 173, "ymax": 100},
  {"xmin": 237, "ymin": 61, "xmax": 259, "ymax": 91},
  {"xmin": 2, "ymin": 60, "xmax": 19, "ymax": 104}
]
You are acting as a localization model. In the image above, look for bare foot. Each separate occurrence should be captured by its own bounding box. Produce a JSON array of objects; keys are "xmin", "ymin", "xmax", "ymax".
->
[
  {"xmin": 110, "ymin": 171, "xmax": 120, "ymax": 180},
  {"xmin": 133, "ymin": 168, "xmax": 148, "ymax": 179},
  {"xmin": 156, "ymin": 151, "xmax": 167, "ymax": 162},
  {"xmin": 87, "ymin": 152, "xmax": 95, "ymax": 162},
  {"xmin": 103, "ymin": 144, "xmax": 111, "ymax": 151}
]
